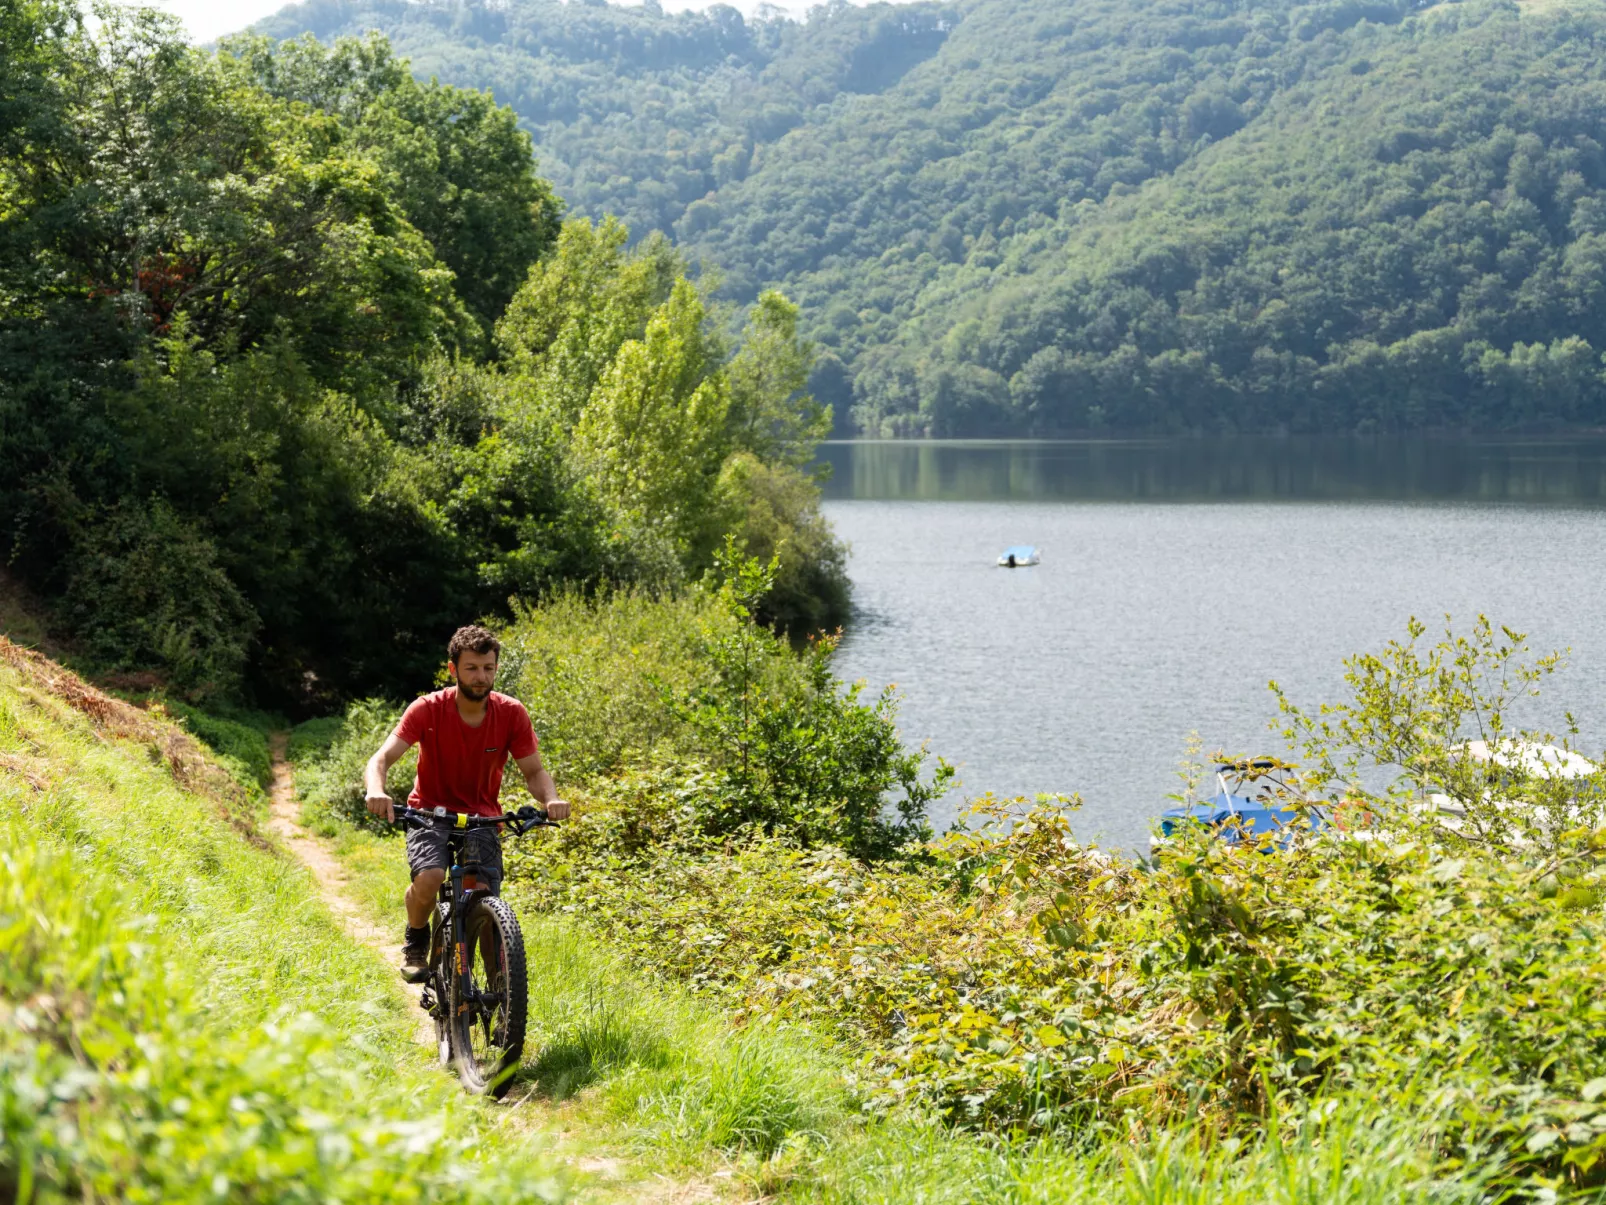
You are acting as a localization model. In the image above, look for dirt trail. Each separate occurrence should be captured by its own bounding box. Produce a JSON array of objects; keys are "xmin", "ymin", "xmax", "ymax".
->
[
  {"xmin": 262, "ymin": 735, "xmax": 723, "ymax": 1203},
  {"xmin": 264, "ymin": 733, "xmax": 435, "ymax": 1049}
]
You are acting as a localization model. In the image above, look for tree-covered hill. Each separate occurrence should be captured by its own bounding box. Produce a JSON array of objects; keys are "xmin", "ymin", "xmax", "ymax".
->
[{"xmin": 256, "ymin": 0, "xmax": 1606, "ymax": 433}]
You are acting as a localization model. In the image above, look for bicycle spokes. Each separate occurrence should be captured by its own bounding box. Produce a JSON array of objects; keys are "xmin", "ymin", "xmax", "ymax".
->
[{"xmin": 460, "ymin": 908, "xmax": 514, "ymax": 1088}]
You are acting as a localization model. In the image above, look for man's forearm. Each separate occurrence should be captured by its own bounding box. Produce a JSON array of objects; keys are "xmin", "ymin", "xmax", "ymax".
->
[
  {"xmin": 365, "ymin": 755, "xmax": 389, "ymax": 799},
  {"xmin": 524, "ymin": 768, "xmax": 557, "ymax": 805}
]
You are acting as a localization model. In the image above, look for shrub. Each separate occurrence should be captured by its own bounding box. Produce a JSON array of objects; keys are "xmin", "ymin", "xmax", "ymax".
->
[
  {"xmin": 495, "ymin": 586, "xmax": 733, "ymax": 782},
  {"xmin": 713, "ymin": 452, "xmax": 850, "ymax": 636},
  {"xmin": 296, "ymin": 698, "xmax": 415, "ymax": 834},
  {"xmin": 287, "ymin": 714, "xmax": 345, "ymax": 765},
  {"xmin": 63, "ymin": 497, "xmax": 259, "ymax": 700},
  {"xmin": 676, "ymin": 546, "xmax": 949, "ymax": 859}
]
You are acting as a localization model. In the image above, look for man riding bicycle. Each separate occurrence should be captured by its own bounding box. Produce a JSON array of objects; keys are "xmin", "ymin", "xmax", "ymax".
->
[{"xmin": 364, "ymin": 624, "xmax": 570, "ymax": 974}]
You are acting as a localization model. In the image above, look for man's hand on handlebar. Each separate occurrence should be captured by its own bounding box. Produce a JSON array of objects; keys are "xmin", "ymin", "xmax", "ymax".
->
[
  {"xmin": 544, "ymin": 798, "xmax": 571, "ymax": 821},
  {"xmin": 365, "ymin": 793, "xmax": 395, "ymax": 824}
]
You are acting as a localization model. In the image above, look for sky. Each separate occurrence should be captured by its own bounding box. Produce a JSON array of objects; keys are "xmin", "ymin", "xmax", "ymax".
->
[{"xmin": 119, "ymin": 0, "xmax": 814, "ymax": 44}]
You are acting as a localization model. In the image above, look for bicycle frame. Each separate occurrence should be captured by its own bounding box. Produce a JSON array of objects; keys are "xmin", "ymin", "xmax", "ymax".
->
[{"xmin": 440, "ymin": 855, "xmax": 496, "ymax": 1022}]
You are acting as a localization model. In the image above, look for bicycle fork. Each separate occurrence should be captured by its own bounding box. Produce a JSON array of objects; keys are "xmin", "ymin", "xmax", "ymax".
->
[{"xmin": 449, "ymin": 864, "xmax": 491, "ymax": 1020}]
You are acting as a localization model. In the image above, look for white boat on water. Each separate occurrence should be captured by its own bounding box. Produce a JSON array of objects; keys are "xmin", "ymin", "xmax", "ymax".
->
[{"xmin": 997, "ymin": 545, "xmax": 1040, "ymax": 567}]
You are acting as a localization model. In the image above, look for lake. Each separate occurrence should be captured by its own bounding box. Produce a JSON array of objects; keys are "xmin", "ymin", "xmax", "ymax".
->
[{"xmin": 816, "ymin": 438, "xmax": 1606, "ymax": 852}]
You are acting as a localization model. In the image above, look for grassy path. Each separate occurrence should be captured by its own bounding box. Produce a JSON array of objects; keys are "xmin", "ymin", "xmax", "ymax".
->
[
  {"xmin": 265, "ymin": 732, "xmax": 724, "ymax": 1204},
  {"xmin": 264, "ymin": 732, "xmax": 432, "ymax": 1048}
]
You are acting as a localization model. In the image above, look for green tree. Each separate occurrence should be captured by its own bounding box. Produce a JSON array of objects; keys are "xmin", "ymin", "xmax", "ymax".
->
[
  {"xmin": 726, "ymin": 290, "xmax": 829, "ymax": 468},
  {"xmin": 222, "ymin": 32, "xmax": 563, "ymax": 335},
  {"xmin": 573, "ymin": 278, "xmax": 732, "ymax": 561}
]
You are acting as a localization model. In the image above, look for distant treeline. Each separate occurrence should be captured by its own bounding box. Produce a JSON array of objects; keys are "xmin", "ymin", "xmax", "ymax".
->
[
  {"xmin": 263, "ymin": 0, "xmax": 1606, "ymax": 435},
  {"xmin": 0, "ymin": 2, "xmax": 842, "ymax": 707}
]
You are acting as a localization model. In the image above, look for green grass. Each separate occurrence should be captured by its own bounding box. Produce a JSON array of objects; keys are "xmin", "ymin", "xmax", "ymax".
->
[
  {"xmin": 0, "ymin": 657, "xmax": 567, "ymax": 1203},
  {"xmin": 156, "ymin": 696, "xmax": 279, "ymax": 793},
  {"xmin": 775, "ymin": 1104, "xmax": 1501, "ymax": 1205},
  {"xmin": 313, "ymin": 822, "xmax": 850, "ymax": 1173}
]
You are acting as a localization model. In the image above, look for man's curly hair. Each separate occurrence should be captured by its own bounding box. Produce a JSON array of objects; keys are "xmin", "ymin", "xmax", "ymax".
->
[{"xmin": 447, "ymin": 624, "xmax": 501, "ymax": 665}]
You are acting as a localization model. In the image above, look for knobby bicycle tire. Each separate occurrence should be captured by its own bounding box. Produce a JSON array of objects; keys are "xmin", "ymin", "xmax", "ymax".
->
[{"xmin": 450, "ymin": 895, "xmax": 528, "ymax": 1098}]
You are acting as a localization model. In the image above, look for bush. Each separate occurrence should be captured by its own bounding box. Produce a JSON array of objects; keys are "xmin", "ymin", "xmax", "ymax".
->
[
  {"xmin": 676, "ymin": 547, "xmax": 949, "ymax": 859},
  {"xmin": 496, "ymin": 586, "xmax": 735, "ymax": 782},
  {"xmin": 296, "ymin": 698, "xmax": 415, "ymax": 835},
  {"xmin": 63, "ymin": 497, "xmax": 259, "ymax": 700},
  {"xmin": 288, "ymin": 715, "xmax": 345, "ymax": 765},
  {"xmin": 713, "ymin": 452, "xmax": 850, "ymax": 636}
]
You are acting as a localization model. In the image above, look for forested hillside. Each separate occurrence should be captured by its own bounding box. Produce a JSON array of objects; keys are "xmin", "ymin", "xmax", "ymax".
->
[
  {"xmin": 257, "ymin": 0, "xmax": 1606, "ymax": 433},
  {"xmin": 0, "ymin": 2, "xmax": 841, "ymax": 707}
]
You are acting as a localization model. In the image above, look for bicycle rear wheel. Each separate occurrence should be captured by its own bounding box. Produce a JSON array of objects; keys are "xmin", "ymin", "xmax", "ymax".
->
[{"xmin": 450, "ymin": 895, "xmax": 527, "ymax": 1098}]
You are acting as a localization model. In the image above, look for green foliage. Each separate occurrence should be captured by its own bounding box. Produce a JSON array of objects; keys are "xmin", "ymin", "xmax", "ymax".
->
[
  {"xmin": 304, "ymin": 571, "xmax": 940, "ymax": 858},
  {"xmin": 316, "ymin": 742, "xmax": 1506, "ymax": 1203},
  {"xmin": 676, "ymin": 544, "xmax": 947, "ymax": 858},
  {"xmin": 494, "ymin": 216, "xmax": 845, "ymax": 628},
  {"xmin": 726, "ymin": 292, "xmax": 830, "ymax": 470},
  {"xmin": 714, "ymin": 453, "xmax": 850, "ymax": 635},
  {"xmin": 495, "ymin": 587, "xmax": 735, "ymax": 781},
  {"xmin": 1273, "ymin": 614, "xmax": 1606, "ymax": 856},
  {"xmin": 0, "ymin": 655, "xmax": 562, "ymax": 1202},
  {"xmin": 495, "ymin": 217, "xmax": 682, "ymax": 425},
  {"xmin": 288, "ymin": 714, "xmax": 346, "ymax": 765},
  {"xmin": 158, "ymin": 699, "xmax": 277, "ymax": 792},
  {"xmin": 269, "ymin": 0, "xmax": 1606, "ymax": 433},
  {"xmin": 494, "ymin": 614, "xmax": 1606, "ymax": 1193},
  {"xmin": 0, "ymin": 8, "xmax": 844, "ymax": 702},
  {"xmin": 297, "ymin": 698, "xmax": 417, "ymax": 835},
  {"xmin": 221, "ymin": 31, "xmax": 562, "ymax": 337},
  {"xmin": 572, "ymin": 277, "xmax": 733, "ymax": 562},
  {"xmin": 62, "ymin": 497, "xmax": 258, "ymax": 700}
]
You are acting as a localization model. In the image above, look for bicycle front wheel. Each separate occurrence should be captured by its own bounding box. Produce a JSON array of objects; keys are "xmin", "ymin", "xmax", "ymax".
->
[{"xmin": 450, "ymin": 895, "xmax": 528, "ymax": 1098}]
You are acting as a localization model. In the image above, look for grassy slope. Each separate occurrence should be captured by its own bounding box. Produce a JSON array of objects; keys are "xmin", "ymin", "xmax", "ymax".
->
[{"xmin": 0, "ymin": 640, "xmax": 565, "ymax": 1202}]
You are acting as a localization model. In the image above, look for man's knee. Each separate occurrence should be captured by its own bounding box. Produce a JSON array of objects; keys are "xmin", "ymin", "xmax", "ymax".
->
[{"xmin": 410, "ymin": 867, "xmax": 447, "ymax": 895}]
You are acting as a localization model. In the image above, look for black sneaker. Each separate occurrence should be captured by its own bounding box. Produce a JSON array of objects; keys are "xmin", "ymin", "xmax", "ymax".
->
[{"xmin": 401, "ymin": 927, "xmax": 430, "ymax": 982}]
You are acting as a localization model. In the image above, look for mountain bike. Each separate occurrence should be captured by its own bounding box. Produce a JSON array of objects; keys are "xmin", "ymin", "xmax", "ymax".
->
[{"xmin": 395, "ymin": 804, "xmax": 557, "ymax": 1098}]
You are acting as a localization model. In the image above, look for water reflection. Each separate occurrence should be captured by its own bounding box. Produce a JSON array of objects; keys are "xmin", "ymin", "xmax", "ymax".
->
[{"xmin": 817, "ymin": 438, "xmax": 1606, "ymax": 505}]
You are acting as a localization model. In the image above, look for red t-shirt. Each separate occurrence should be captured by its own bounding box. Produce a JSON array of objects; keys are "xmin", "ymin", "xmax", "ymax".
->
[{"xmin": 393, "ymin": 688, "xmax": 538, "ymax": 816}]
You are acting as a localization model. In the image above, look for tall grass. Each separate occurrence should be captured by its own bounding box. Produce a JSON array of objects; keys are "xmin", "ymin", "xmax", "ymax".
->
[
  {"xmin": 0, "ymin": 657, "xmax": 565, "ymax": 1202},
  {"xmin": 780, "ymin": 1102, "xmax": 1500, "ymax": 1204},
  {"xmin": 520, "ymin": 917, "xmax": 846, "ymax": 1158}
]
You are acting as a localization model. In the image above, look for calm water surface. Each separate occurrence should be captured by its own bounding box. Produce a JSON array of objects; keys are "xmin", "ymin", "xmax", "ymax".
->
[{"xmin": 817, "ymin": 439, "xmax": 1606, "ymax": 852}]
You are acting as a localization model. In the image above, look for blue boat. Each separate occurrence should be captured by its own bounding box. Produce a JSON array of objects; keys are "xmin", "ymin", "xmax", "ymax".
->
[
  {"xmin": 1152, "ymin": 759, "xmax": 1323, "ymax": 853},
  {"xmin": 997, "ymin": 545, "xmax": 1041, "ymax": 567}
]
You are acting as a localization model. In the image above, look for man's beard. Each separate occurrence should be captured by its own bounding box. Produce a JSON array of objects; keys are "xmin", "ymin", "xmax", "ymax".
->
[{"xmin": 457, "ymin": 682, "xmax": 491, "ymax": 702}]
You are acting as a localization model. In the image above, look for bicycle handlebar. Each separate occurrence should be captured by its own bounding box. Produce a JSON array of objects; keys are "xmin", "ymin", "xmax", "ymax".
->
[{"xmin": 394, "ymin": 804, "xmax": 559, "ymax": 837}]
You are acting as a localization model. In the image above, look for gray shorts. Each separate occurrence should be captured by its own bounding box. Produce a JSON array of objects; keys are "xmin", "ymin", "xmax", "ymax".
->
[{"xmin": 405, "ymin": 824, "xmax": 503, "ymax": 895}]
